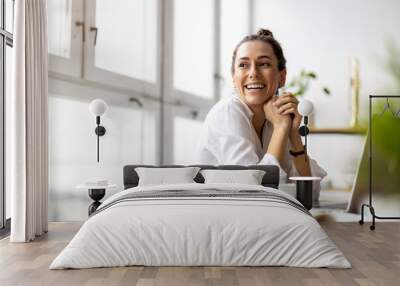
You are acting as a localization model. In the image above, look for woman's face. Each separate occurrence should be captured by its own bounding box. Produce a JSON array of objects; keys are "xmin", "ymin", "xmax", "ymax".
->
[{"xmin": 233, "ymin": 40, "xmax": 286, "ymax": 108}]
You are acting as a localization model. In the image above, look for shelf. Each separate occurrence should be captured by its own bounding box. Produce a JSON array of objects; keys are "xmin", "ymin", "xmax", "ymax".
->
[{"xmin": 309, "ymin": 127, "xmax": 366, "ymax": 135}]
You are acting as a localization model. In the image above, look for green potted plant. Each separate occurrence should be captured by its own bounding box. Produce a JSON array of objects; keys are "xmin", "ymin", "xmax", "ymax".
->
[{"xmin": 287, "ymin": 69, "xmax": 331, "ymax": 97}]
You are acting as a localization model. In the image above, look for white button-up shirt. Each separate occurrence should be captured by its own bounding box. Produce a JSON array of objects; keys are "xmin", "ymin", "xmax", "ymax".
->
[{"xmin": 195, "ymin": 96, "xmax": 327, "ymax": 202}]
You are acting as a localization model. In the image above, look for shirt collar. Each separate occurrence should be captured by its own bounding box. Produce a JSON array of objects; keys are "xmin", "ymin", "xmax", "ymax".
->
[{"xmin": 233, "ymin": 95, "xmax": 254, "ymax": 119}]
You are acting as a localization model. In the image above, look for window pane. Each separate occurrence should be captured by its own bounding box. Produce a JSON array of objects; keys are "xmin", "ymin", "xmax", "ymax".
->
[
  {"xmin": 94, "ymin": 0, "xmax": 157, "ymax": 83},
  {"xmin": 173, "ymin": 116, "xmax": 203, "ymax": 164},
  {"xmin": 220, "ymin": 0, "xmax": 249, "ymax": 99},
  {"xmin": 47, "ymin": 0, "xmax": 72, "ymax": 58},
  {"xmin": 0, "ymin": 39, "xmax": 3, "ymax": 227},
  {"xmin": 48, "ymin": 96, "xmax": 157, "ymax": 220},
  {"xmin": 5, "ymin": 44, "xmax": 12, "ymax": 219},
  {"xmin": 5, "ymin": 0, "xmax": 14, "ymax": 33},
  {"xmin": 173, "ymin": 0, "xmax": 214, "ymax": 99}
]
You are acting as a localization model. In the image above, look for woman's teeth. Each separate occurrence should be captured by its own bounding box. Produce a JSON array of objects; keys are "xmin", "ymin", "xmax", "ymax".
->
[{"xmin": 245, "ymin": 84, "xmax": 266, "ymax": 90}]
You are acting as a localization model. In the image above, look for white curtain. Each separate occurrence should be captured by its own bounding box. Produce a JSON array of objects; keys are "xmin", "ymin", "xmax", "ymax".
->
[{"xmin": 8, "ymin": 0, "xmax": 48, "ymax": 242}]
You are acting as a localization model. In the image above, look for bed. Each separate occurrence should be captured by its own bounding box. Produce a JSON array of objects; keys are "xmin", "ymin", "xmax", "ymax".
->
[{"xmin": 50, "ymin": 165, "xmax": 350, "ymax": 269}]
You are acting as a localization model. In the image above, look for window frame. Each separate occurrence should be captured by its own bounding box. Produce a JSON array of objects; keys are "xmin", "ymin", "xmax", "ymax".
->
[
  {"xmin": 48, "ymin": 0, "xmax": 84, "ymax": 77},
  {"xmin": 1, "ymin": 0, "xmax": 14, "ymax": 231},
  {"xmin": 161, "ymin": 0, "xmax": 220, "ymax": 163},
  {"xmin": 83, "ymin": 0, "xmax": 161, "ymax": 98},
  {"xmin": 162, "ymin": 0, "xmax": 220, "ymax": 108},
  {"xmin": 161, "ymin": 0, "xmax": 253, "ymax": 164},
  {"xmin": 47, "ymin": 0, "xmax": 253, "ymax": 165}
]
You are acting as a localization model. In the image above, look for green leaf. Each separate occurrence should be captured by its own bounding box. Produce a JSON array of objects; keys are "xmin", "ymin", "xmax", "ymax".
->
[
  {"xmin": 307, "ymin": 72, "xmax": 317, "ymax": 79},
  {"xmin": 288, "ymin": 69, "xmax": 330, "ymax": 97},
  {"xmin": 322, "ymin": 87, "xmax": 331, "ymax": 95},
  {"xmin": 297, "ymin": 86, "xmax": 306, "ymax": 96}
]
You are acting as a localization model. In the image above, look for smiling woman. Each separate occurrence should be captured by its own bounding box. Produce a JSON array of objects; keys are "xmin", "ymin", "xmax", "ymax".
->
[{"xmin": 195, "ymin": 29, "xmax": 327, "ymax": 203}]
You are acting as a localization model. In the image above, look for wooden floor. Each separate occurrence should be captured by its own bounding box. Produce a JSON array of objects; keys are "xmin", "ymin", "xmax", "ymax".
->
[{"xmin": 0, "ymin": 222, "xmax": 399, "ymax": 286}]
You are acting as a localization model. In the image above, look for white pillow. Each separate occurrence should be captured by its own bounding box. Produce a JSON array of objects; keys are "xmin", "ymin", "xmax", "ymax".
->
[
  {"xmin": 200, "ymin": 169, "xmax": 266, "ymax": 185},
  {"xmin": 135, "ymin": 167, "xmax": 201, "ymax": 186}
]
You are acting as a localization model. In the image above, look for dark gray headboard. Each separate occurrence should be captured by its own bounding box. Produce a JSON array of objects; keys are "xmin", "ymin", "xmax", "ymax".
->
[{"xmin": 123, "ymin": 165, "xmax": 280, "ymax": 189}]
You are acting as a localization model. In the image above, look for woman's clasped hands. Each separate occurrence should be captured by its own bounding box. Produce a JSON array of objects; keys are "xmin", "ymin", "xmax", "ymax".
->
[{"xmin": 263, "ymin": 92, "xmax": 302, "ymax": 134}]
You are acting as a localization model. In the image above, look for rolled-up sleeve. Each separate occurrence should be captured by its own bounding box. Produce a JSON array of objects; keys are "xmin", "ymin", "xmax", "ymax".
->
[{"xmin": 259, "ymin": 153, "xmax": 288, "ymax": 182}]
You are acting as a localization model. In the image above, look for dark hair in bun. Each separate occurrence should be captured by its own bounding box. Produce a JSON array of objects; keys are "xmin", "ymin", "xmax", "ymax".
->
[
  {"xmin": 256, "ymin": 28, "xmax": 274, "ymax": 37},
  {"xmin": 231, "ymin": 28, "xmax": 286, "ymax": 75}
]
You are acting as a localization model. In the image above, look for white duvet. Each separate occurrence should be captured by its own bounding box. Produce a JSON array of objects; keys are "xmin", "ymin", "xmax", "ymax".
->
[{"xmin": 50, "ymin": 183, "xmax": 351, "ymax": 269}]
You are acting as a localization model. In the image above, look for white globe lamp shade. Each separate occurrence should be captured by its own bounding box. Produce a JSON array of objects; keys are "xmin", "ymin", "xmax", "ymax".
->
[
  {"xmin": 89, "ymin": 99, "xmax": 108, "ymax": 117},
  {"xmin": 298, "ymin": 99, "xmax": 314, "ymax": 116}
]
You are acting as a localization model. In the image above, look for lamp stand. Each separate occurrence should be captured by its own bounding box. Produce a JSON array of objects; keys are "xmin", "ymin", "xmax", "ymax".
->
[
  {"xmin": 299, "ymin": 116, "xmax": 310, "ymax": 162},
  {"xmin": 94, "ymin": 116, "xmax": 106, "ymax": 162}
]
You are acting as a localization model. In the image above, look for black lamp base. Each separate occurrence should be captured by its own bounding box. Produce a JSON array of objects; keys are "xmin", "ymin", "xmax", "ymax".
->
[{"xmin": 88, "ymin": 189, "xmax": 105, "ymax": 216}]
